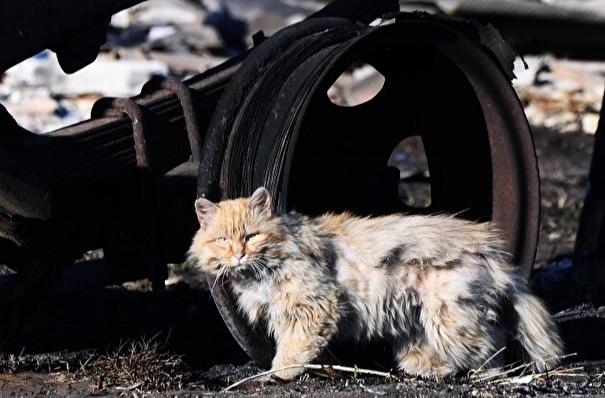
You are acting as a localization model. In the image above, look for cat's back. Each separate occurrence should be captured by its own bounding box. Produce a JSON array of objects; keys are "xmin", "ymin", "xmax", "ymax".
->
[{"xmin": 317, "ymin": 212, "xmax": 506, "ymax": 268}]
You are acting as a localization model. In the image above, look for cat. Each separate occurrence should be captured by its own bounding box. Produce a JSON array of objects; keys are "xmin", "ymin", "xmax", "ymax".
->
[{"xmin": 189, "ymin": 187, "xmax": 563, "ymax": 380}]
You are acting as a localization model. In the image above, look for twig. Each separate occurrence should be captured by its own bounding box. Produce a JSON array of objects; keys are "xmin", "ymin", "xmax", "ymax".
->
[
  {"xmin": 532, "ymin": 366, "xmax": 586, "ymax": 379},
  {"xmin": 472, "ymin": 353, "xmax": 579, "ymax": 383},
  {"xmin": 77, "ymin": 352, "xmax": 96, "ymax": 373},
  {"xmin": 221, "ymin": 364, "xmax": 393, "ymax": 392},
  {"xmin": 472, "ymin": 361, "xmax": 533, "ymax": 382},
  {"xmin": 468, "ymin": 346, "xmax": 507, "ymax": 378}
]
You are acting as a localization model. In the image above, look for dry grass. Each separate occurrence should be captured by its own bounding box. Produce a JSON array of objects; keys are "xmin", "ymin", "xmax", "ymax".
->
[
  {"xmin": 81, "ymin": 333, "xmax": 191, "ymax": 393},
  {"xmin": 0, "ymin": 337, "xmax": 602, "ymax": 396},
  {"xmin": 468, "ymin": 353, "xmax": 580, "ymax": 383},
  {"xmin": 221, "ymin": 352, "xmax": 587, "ymax": 392}
]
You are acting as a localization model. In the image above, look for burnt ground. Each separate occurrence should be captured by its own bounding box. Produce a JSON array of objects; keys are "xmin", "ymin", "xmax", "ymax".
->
[{"xmin": 0, "ymin": 126, "xmax": 604, "ymax": 396}]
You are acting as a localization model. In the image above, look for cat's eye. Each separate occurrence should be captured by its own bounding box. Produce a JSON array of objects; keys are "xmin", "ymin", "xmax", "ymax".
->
[
  {"xmin": 244, "ymin": 233, "xmax": 259, "ymax": 242},
  {"xmin": 217, "ymin": 237, "xmax": 229, "ymax": 245}
]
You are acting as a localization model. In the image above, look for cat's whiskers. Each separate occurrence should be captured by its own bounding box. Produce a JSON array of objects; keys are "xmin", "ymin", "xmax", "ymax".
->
[
  {"xmin": 209, "ymin": 265, "xmax": 230, "ymax": 292},
  {"xmin": 250, "ymin": 256, "xmax": 275, "ymax": 281},
  {"xmin": 248, "ymin": 259, "xmax": 268, "ymax": 280},
  {"xmin": 209, "ymin": 271, "xmax": 223, "ymax": 293}
]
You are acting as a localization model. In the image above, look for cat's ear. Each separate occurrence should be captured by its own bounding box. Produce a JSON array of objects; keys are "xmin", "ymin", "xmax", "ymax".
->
[
  {"xmin": 195, "ymin": 197, "xmax": 218, "ymax": 229},
  {"xmin": 250, "ymin": 187, "xmax": 273, "ymax": 217}
]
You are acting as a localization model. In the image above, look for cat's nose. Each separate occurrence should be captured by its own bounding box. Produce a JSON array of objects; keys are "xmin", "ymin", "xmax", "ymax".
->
[{"xmin": 233, "ymin": 250, "xmax": 245, "ymax": 260}]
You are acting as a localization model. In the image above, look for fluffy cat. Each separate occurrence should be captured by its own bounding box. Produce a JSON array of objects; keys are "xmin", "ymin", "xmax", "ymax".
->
[{"xmin": 189, "ymin": 187, "xmax": 563, "ymax": 380}]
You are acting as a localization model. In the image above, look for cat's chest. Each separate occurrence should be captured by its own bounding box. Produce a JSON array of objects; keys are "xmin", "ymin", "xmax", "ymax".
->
[
  {"xmin": 237, "ymin": 281, "xmax": 273, "ymax": 305},
  {"xmin": 233, "ymin": 280, "xmax": 274, "ymax": 323}
]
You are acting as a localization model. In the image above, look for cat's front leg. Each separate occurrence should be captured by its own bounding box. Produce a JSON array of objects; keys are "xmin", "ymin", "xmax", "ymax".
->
[
  {"xmin": 269, "ymin": 321, "xmax": 329, "ymax": 380},
  {"xmin": 265, "ymin": 269, "xmax": 340, "ymax": 381}
]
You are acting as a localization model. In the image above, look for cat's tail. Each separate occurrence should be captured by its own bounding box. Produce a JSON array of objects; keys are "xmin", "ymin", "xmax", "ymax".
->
[{"xmin": 510, "ymin": 276, "xmax": 564, "ymax": 372}]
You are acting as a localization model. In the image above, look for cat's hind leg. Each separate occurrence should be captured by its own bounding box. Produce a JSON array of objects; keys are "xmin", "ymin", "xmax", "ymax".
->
[
  {"xmin": 394, "ymin": 340, "xmax": 458, "ymax": 377},
  {"xmin": 394, "ymin": 295, "xmax": 502, "ymax": 377}
]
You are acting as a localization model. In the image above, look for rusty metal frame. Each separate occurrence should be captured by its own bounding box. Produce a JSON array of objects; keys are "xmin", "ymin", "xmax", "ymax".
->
[{"xmin": 0, "ymin": 0, "xmax": 401, "ymax": 310}]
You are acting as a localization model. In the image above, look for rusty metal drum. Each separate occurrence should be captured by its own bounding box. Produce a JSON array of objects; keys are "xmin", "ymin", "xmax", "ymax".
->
[{"xmin": 199, "ymin": 12, "xmax": 539, "ymax": 368}]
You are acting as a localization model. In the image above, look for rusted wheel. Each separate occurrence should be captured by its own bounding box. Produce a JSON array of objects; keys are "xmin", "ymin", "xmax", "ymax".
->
[{"xmin": 200, "ymin": 13, "xmax": 539, "ymax": 368}]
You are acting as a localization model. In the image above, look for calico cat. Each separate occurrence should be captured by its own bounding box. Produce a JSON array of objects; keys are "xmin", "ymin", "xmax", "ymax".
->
[{"xmin": 189, "ymin": 187, "xmax": 563, "ymax": 380}]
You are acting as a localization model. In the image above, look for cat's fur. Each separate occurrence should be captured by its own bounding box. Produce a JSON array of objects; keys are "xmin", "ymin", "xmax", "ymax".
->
[{"xmin": 189, "ymin": 187, "xmax": 563, "ymax": 380}]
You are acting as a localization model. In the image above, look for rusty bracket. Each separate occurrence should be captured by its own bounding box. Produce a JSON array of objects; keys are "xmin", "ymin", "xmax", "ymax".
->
[
  {"xmin": 92, "ymin": 97, "xmax": 151, "ymax": 169},
  {"xmin": 142, "ymin": 77, "xmax": 204, "ymax": 163},
  {"xmin": 91, "ymin": 97, "xmax": 167, "ymax": 289}
]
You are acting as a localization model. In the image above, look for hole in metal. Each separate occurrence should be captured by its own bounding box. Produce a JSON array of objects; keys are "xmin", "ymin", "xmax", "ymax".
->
[
  {"xmin": 388, "ymin": 136, "xmax": 431, "ymax": 208},
  {"xmin": 327, "ymin": 63, "xmax": 385, "ymax": 107}
]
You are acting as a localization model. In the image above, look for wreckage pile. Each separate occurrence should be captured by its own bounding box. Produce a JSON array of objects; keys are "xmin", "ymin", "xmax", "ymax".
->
[{"xmin": 0, "ymin": 0, "xmax": 603, "ymax": 136}]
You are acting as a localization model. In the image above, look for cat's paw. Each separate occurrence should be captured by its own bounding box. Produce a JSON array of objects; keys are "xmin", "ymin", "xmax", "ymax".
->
[
  {"xmin": 267, "ymin": 366, "xmax": 304, "ymax": 381},
  {"xmin": 250, "ymin": 373, "xmax": 288, "ymax": 385}
]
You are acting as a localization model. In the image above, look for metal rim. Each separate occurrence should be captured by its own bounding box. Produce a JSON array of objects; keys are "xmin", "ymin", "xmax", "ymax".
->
[{"xmin": 202, "ymin": 14, "xmax": 539, "ymax": 368}]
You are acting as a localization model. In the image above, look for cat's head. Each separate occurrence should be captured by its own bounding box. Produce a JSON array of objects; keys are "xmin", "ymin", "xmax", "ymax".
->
[{"xmin": 190, "ymin": 187, "xmax": 282, "ymax": 279}]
